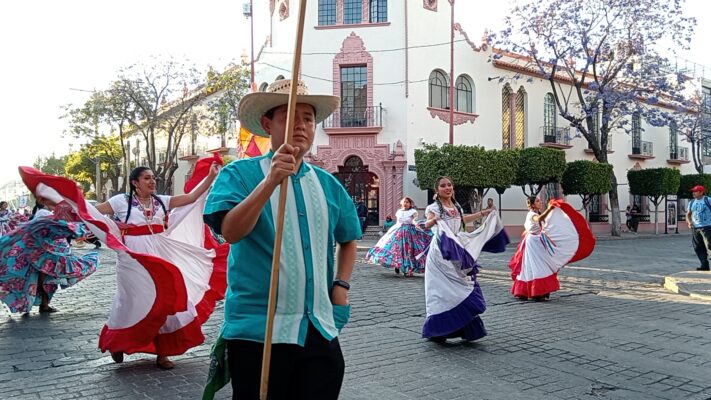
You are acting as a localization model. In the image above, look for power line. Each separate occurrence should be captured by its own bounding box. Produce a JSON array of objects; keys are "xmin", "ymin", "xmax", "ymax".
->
[
  {"xmin": 261, "ymin": 62, "xmax": 432, "ymax": 86},
  {"xmin": 260, "ymin": 39, "xmax": 469, "ymax": 56}
]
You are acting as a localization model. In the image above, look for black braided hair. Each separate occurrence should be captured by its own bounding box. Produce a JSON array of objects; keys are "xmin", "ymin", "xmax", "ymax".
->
[
  {"xmin": 125, "ymin": 167, "xmax": 167, "ymax": 224},
  {"xmin": 526, "ymin": 196, "xmax": 539, "ymax": 213},
  {"xmin": 433, "ymin": 176, "xmax": 465, "ymax": 231}
]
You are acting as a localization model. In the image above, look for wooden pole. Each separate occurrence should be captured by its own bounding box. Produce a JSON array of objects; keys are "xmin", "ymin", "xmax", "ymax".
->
[{"xmin": 260, "ymin": 1, "xmax": 308, "ymax": 399}]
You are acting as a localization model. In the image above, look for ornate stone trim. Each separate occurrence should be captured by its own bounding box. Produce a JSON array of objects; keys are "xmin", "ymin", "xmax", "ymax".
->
[
  {"xmin": 427, "ymin": 107, "xmax": 478, "ymax": 125},
  {"xmin": 309, "ymin": 137, "xmax": 406, "ymax": 224},
  {"xmin": 333, "ymin": 33, "xmax": 374, "ymax": 109},
  {"xmin": 453, "ymin": 23, "xmax": 487, "ymax": 52},
  {"xmin": 279, "ymin": 0, "xmax": 289, "ymax": 20},
  {"xmin": 423, "ymin": 0, "xmax": 437, "ymax": 11}
]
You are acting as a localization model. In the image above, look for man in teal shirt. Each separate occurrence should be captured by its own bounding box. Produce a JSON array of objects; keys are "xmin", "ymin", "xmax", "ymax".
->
[{"xmin": 203, "ymin": 79, "xmax": 361, "ymax": 399}]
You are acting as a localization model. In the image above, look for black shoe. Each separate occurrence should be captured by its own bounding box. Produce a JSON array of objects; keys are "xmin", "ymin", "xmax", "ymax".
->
[
  {"xmin": 696, "ymin": 267, "xmax": 710, "ymax": 271},
  {"xmin": 429, "ymin": 336, "xmax": 447, "ymax": 343},
  {"xmin": 394, "ymin": 268, "xmax": 400, "ymax": 275},
  {"xmin": 94, "ymin": 243, "xmax": 101, "ymax": 249}
]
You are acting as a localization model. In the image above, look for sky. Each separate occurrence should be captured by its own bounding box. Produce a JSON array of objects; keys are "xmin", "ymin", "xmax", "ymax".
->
[{"xmin": 1, "ymin": 0, "xmax": 709, "ymax": 186}]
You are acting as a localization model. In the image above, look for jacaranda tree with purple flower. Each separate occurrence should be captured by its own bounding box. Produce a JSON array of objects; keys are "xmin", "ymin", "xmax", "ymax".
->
[{"xmin": 494, "ymin": 0, "xmax": 696, "ymax": 236}]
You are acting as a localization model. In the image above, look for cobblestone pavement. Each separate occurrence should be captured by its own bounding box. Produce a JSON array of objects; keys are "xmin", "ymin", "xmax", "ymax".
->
[{"xmin": 2, "ymin": 234, "xmax": 711, "ymax": 399}]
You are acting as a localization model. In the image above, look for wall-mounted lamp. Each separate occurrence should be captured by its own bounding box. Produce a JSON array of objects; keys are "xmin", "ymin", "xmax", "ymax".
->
[{"xmin": 487, "ymin": 76, "xmax": 502, "ymax": 81}]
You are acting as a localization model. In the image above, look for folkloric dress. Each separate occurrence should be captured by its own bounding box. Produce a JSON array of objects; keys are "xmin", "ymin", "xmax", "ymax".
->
[
  {"xmin": 0, "ymin": 209, "xmax": 12, "ymax": 236},
  {"xmin": 17, "ymin": 154, "xmax": 228, "ymax": 356},
  {"xmin": 0, "ymin": 213, "xmax": 99, "ymax": 313},
  {"xmin": 508, "ymin": 199, "xmax": 595, "ymax": 299},
  {"xmin": 366, "ymin": 208, "xmax": 432, "ymax": 275},
  {"xmin": 422, "ymin": 204, "xmax": 509, "ymax": 341}
]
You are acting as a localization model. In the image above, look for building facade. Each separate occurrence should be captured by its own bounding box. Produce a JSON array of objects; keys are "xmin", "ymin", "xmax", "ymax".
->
[{"xmin": 240, "ymin": 0, "xmax": 698, "ymax": 233}]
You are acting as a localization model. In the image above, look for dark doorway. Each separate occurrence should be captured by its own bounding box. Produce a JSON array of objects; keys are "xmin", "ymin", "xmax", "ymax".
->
[{"xmin": 333, "ymin": 156, "xmax": 380, "ymax": 226}]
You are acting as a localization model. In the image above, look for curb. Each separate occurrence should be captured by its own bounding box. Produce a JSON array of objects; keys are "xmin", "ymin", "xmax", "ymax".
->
[{"xmin": 664, "ymin": 271, "xmax": 711, "ymax": 302}]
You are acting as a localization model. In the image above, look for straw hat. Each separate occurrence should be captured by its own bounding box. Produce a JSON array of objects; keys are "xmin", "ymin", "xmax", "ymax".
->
[{"xmin": 238, "ymin": 79, "xmax": 340, "ymax": 137}]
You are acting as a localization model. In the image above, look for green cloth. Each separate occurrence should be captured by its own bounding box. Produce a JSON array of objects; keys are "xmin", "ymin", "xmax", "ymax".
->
[{"xmin": 202, "ymin": 335, "xmax": 229, "ymax": 400}]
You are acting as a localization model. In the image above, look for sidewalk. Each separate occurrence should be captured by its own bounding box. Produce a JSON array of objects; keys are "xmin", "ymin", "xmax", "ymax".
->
[{"xmin": 665, "ymin": 270, "xmax": 711, "ymax": 301}]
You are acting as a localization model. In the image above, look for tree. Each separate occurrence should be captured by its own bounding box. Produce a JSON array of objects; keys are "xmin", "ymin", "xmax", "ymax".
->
[
  {"xmin": 33, "ymin": 154, "xmax": 68, "ymax": 176},
  {"xmin": 675, "ymin": 92, "xmax": 711, "ymax": 173},
  {"xmin": 678, "ymin": 174, "xmax": 711, "ymax": 199},
  {"xmin": 63, "ymin": 57, "xmax": 206, "ymax": 194},
  {"xmin": 495, "ymin": 0, "xmax": 696, "ymax": 236},
  {"xmin": 414, "ymin": 144, "xmax": 519, "ymax": 211},
  {"xmin": 514, "ymin": 147, "xmax": 567, "ymax": 197},
  {"xmin": 627, "ymin": 168, "xmax": 681, "ymax": 234},
  {"xmin": 63, "ymin": 89, "xmax": 134, "ymax": 193},
  {"xmin": 204, "ymin": 64, "xmax": 251, "ymax": 147},
  {"xmin": 64, "ymin": 136, "xmax": 124, "ymax": 199},
  {"xmin": 561, "ymin": 160, "xmax": 613, "ymax": 221}
]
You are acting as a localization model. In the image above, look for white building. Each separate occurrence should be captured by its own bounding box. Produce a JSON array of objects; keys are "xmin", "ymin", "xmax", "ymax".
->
[{"xmin": 239, "ymin": 0, "xmax": 697, "ymax": 234}]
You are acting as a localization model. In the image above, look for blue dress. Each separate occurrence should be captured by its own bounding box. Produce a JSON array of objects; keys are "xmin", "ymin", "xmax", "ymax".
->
[
  {"xmin": 0, "ymin": 217, "xmax": 99, "ymax": 313},
  {"xmin": 367, "ymin": 209, "xmax": 432, "ymax": 275}
]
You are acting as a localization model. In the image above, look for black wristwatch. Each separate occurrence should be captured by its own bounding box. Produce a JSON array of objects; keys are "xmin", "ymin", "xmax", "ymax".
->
[{"xmin": 333, "ymin": 279, "xmax": 350, "ymax": 290}]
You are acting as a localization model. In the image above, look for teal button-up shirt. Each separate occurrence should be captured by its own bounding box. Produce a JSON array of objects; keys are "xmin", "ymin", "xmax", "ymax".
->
[{"xmin": 203, "ymin": 152, "xmax": 361, "ymax": 345}]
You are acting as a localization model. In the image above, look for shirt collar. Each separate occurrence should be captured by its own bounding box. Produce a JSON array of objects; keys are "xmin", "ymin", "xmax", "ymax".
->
[{"xmin": 266, "ymin": 150, "xmax": 312, "ymax": 178}]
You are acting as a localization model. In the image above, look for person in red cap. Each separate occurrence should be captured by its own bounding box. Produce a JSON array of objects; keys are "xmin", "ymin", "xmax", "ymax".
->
[{"xmin": 686, "ymin": 185, "xmax": 711, "ymax": 271}]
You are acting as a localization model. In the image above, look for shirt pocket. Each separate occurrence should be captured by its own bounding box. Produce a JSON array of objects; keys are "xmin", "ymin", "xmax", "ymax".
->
[{"xmin": 332, "ymin": 304, "xmax": 351, "ymax": 332}]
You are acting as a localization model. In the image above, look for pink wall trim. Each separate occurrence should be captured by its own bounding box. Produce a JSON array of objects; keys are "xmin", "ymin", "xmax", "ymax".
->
[
  {"xmin": 315, "ymin": 22, "xmax": 391, "ymax": 30},
  {"xmin": 333, "ymin": 32, "xmax": 374, "ymax": 109},
  {"xmin": 309, "ymin": 138, "xmax": 406, "ymax": 224},
  {"xmin": 427, "ymin": 107, "xmax": 478, "ymax": 125}
]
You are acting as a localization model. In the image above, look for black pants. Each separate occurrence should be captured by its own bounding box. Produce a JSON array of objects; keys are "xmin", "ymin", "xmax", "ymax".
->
[
  {"xmin": 692, "ymin": 227, "xmax": 711, "ymax": 269},
  {"xmin": 626, "ymin": 220, "xmax": 632, "ymax": 231},
  {"xmin": 227, "ymin": 323, "xmax": 345, "ymax": 400},
  {"xmin": 630, "ymin": 217, "xmax": 639, "ymax": 232}
]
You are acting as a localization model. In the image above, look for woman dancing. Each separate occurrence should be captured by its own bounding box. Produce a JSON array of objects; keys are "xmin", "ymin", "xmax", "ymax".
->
[
  {"xmin": 508, "ymin": 196, "xmax": 595, "ymax": 301},
  {"xmin": 18, "ymin": 154, "xmax": 228, "ymax": 370},
  {"xmin": 367, "ymin": 197, "xmax": 432, "ymax": 276}
]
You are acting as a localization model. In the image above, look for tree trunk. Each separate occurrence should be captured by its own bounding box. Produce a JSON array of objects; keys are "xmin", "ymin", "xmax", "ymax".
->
[{"xmin": 609, "ymin": 172, "xmax": 621, "ymax": 236}]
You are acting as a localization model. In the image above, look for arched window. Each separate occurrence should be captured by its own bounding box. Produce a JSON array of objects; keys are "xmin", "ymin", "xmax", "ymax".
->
[
  {"xmin": 502, "ymin": 84, "xmax": 512, "ymax": 148},
  {"xmin": 543, "ymin": 93, "xmax": 556, "ymax": 140},
  {"xmin": 455, "ymin": 75, "xmax": 474, "ymax": 113},
  {"xmin": 429, "ymin": 70, "xmax": 449, "ymax": 109},
  {"xmin": 514, "ymin": 86, "xmax": 527, "ymax": 149},
  {"xmin": 275, "ymin": 74, "xmax": 285, "ymax": 81},
  {"xmin": 259, "ymin": 82, "xmax": 268, "ymax": 92},
  {"xmin": 502, "ymin": 85, "xmax": 526, "ymax": 149}
]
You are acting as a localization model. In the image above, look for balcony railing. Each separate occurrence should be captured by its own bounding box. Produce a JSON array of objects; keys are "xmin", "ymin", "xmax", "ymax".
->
[
  {"xmin": 668, "ymin": 146, "xmax": 689, "ymax": 161},
  {"xmin": 542, "ymin": 126, "xmax": 570, "ymax": 145},
  {"xmin": 584, "ymin": 134, "xmax": 613, "ymax": 153},
  {"xmin": 322, "ymin": 105, "xmax": 383, "ymax": 128},
  {"xmin": 632, "ymin": 140, "xmax": 653, "ymax": 156}
]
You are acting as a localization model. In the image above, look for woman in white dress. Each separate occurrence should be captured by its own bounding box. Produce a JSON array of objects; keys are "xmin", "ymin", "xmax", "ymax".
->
[
  {"xmin": 421, "ymin": 177, "xmax": 509, "ymax": 343},
  {"xmin": 367, "ymin": 197, "xmax": 432, "ymax": 276},
  {"xmin": 19, "ymin": 155, "xmax": 227, "ymax": 370},
  {"xmin": 508, "ymin": 196, "xmax": 595, "ymax": 301}
]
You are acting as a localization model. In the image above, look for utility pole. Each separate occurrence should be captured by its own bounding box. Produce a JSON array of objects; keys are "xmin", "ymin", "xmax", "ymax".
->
[{"xmin": 448, "ymin": 0, "xmax": 455, "ymax": 144}]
